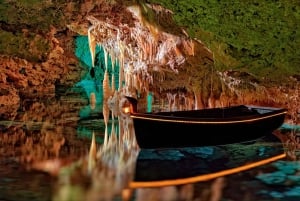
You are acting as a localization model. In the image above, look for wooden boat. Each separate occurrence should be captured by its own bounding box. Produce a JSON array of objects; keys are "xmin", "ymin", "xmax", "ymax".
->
[
  {"xmin": 129, "ymin": 134, "xmax": 286, "ymax": 188},
  {"xmin": 124, "ymin": 96, "xmax": 287, "ymax": 149}
]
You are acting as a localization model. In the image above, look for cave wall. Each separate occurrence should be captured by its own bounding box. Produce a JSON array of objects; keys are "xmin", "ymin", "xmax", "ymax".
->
[
  {"xmin": 0, "ymin": 0, "xmax": 299, "ymax": 122},
  {"xmin": 149, "ymin": 0, "xmax": 300, "ymax": 83}
]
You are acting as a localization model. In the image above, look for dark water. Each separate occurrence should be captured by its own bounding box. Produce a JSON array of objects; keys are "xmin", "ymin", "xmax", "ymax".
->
[{"xmin": 0, "ymin": 85, "xmax": 300, "ymax": 201}]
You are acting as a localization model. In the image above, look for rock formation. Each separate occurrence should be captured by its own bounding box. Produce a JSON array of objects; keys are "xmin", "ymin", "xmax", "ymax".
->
[{"xmin": 0, "ymin": 1, "xmax": 299, "ymax": 123}]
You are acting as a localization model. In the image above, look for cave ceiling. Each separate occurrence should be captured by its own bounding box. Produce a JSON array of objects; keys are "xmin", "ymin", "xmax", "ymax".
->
[{"xmin": 0, "ymin": 0, "xmax": 299, "ymax": 111}]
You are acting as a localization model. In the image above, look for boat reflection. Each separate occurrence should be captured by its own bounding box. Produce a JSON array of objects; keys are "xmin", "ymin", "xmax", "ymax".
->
[
  {"xmin": 50, "ymin": 115, "xmax": 286, "ymax": 201},
  {"xmin": 131, "ymin": 134, "xmax": 286, "ymax": 188}
]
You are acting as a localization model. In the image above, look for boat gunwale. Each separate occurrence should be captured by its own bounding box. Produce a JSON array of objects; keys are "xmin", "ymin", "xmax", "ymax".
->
[{"xmin": 130, "ymin": 107, "xmax": 287, "ymax": 124}]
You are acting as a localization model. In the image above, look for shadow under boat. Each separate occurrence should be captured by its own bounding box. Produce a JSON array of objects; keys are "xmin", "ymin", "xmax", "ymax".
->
[{"xmin": 129, "ymin": 134, "xmax": 286, "ymax": 188}]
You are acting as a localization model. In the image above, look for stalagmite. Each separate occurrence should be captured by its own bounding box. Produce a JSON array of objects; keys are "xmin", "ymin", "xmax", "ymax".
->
[
  {"xmin": 88, "ymin": 131, "xmax": 97, "ymax": 174},
  {"xmin": 103, "ymin": 103, "xmax": 110, "ymax": 146},
  {"xmin": 108, "ymin": 120, "xmax": 117, "ymax": 147},
  {"xmin": 122, "ymin": 188, "xmax": 133, "ymax": 201},
  {"xmin": 90, "ymin": 92, "xmax": 96, "ymax": 110}
]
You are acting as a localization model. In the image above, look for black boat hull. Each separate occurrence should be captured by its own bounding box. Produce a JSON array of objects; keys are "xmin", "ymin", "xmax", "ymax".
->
[{"xmin": 129, "ymin": 105, "xmax": 287, "ymax": 149}]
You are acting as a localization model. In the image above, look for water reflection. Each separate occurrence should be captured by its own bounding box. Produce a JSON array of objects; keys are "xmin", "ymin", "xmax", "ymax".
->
[
  {"xmin": 37, "ymin": 117, "xmax": 289, "ymax": 201},
  {"xmin": 0, "ymin": 94, "xmax": 90, "ymax": 201},
  {"xmin": 132, "ymin": 135, "xmax": 285, "ymax": 186},
  {"xmin": 1, "ymin": 87, "xmax": 300, "ymax": 200},
  {"xmin": 49, "ymin": 111, "xmax": 139, "ymax": 201}
]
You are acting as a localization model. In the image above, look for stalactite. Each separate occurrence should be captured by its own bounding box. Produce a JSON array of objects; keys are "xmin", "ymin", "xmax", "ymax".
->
[
  {"xmin": 85, "ymin": 4, "xmax": 199, "ymax": 102},
  {"xmin": 111, "ymin": 75, "xmax": 116, "ymax": 116},
  {"xmin": 214, "ymin": 97, "xmax": 222, "ymax": 108},
  {"xmin": 182, "ymin": 39, "xmax": 195, "ymax": 56},
  {"xmin": 171, "ymin": 93, "xmax": 177, "ymax": 111},
  {"xmin": 166, "ymin": 92, "xmax": 172, "ymax": 111},
  {"xmin": 118, "ymin": 41, "xmax": 125, "ymax": 90},
  {"xmin": 103, "ymin": 69, "xmax": 111, "ymax": 101},
  {"xmin": 194, "ymin": 90, "xmax": 204, "ymax": 109},
  {"xmin": 88, "ymin": 26, "xmax": 96, "ymax": 67},
  {"xmin": 208, "ymin": 94, "xmax": 216, "ymax": 108},
  {"xmin": 187, "ymin": 95, "xmax": 194, "ymax": 110},
  {"xmin": 103, "ymin": 47, "xmax": 108, "ymax": 70},
  {"xmin": 132, "ymin": 74, "xmax": 140, "ymax": 93}
]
